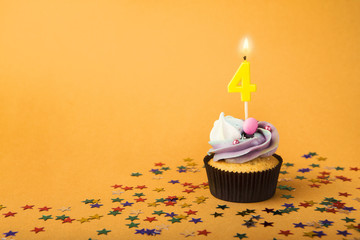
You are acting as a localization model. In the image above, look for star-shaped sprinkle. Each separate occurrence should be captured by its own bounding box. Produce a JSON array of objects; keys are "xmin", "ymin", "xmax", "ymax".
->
[
  {"xmin": 319, "ymin": 219, "xmax": 333, "ymax": 227},
  {"xmin": 281, "ymin": 194, "xmax": 294, "ymax": 199},
  {"xmin": 153, "ymin": 210, "xmax": 166, "ymax": 216},
  {"xmin": 122, "ymin": 201, "xmax": 134, "ymax": 207},
  {"xmin": 168, "ymin": 180, "xmax": 180, "ymax": 184},
  {"xmin": 3, "ymin": 231, "xmax": 18, "ymax": 237},
  {"xmin": 0, "ymin": 205, "xmax": 6, "ymax": 210},
  {"xmin": 39, "ymin": 206, "xmax": 51, "ymax": 212},
  {"xmin": 279, "ymin": 230, "xmax": 293, "ymax": 236},
  {"xmin": 90, "ymin": 203, "xmax": 103, "ymax": 208},
  {"xmin": 3, "ymin": 211, "xmax": 17, "ymax": 217},
  {"xmin": 55, "ymin": 214, "xmax": 69, "ymax": 220},
  {"xmin": 153, "ymin": 188, "xmax": 165, "ymax": 192},
  {"xmin": 22, "ymin": 205, "xmax": 34, "ymax": 210},
  {"xmin": 126, "ymin": 215, "xmax": 139, "ymax": 221},
  {"xmin": 341, "ymin": 217, "xmax": 355, "ymax": 223},
  {"xmin": 317, "ymin": 157, "xmax": 327, "ymax": 161},
  {"xmin": 284, "ymin": 162, "xmax": 294, "ymax": 167},
  {"xmin": 168, "ymin": 217, "xmax": 181, "ymax": 223},
  {"xmin": 262, "ymin": 208, "xmax": 274, "ymax": 213},
  {"xmin": 111, "ymin": 184, "xmax": 122, "ymax": 189},
  {"xmin": 313, "ymin": 231, "xmax": 326, "ymax": 238},
  {"xmin": 31, "ymin": 227, "xmax": 45, "ymax": 234},
  {"xmin": 335, "ymin": 166, "xmax": 344, "ymax": 171},
  {"xmin": 180, "ymin": 203, "xmax": 192, "ymax": 208},
  {"xmin": 260, "ymin": 221, "xmax": 274, "ymax": 227},
  {"xmin": 242, "ymin": 219, "xmax": 255, "ymax": 228},
  {"xmin": 126, "ymin": 222, "xmax": 140, "ymax": 228},
  {"xmin": 131, "ymin": 172, "xmax": 142, "ymax": 177},
  {"xmin": 211, "ymin": 212, "xmax": 223, "ymax": 217},
  {"xmin": 89, "ymin": 214, "xmax": 103, "ymax": 220},
  {"xmin": 198, "ymin": 230, "xmax": 211, "ymax": 236},
  {"xmin": 39, "ymin": 215, "xmax": 52, "ymax": 221},
  {"xmin": 336, "ymin": 230, "xmax": 351, "ymax": 236},
  {"xmin": 97, "ymin": 228, "xmax": 111, "ymax": 235},
  {"xmin": 185, "ymin": 209, "xmax": 197, "ymax": 215},
  {"xmin": 180, "ymin": 230, "xmax": 195, "ymax": 237},
  {"xmin": 144, "ymin": 216, "xmax": 157, "ymax": 223},
  {"xmin": 303, "ymin": 231, "xmax": 317, "ymax": 238},
  {"xmin": 302, "ymin": 154, "xmax": 311, "ymax": 159},
  {"xmin": 314, "ymin": 207, "xmax": 326, "ymax": 212},
  {"xmin": 62, "ymin": 217, "xmax": 75, "ymax": 223},
  {"xmin": 77, "ymin": 217, "xmax": 90, "ymax": 223},
  {"xmin": 293, "ymin": 222, "xmax": 307, "ymax": 228},
  {"xmin": 136, "ymin": 185, "xmax": 147, "ymax": 189},
  {"xmin": 217, "ymin": 205, "xmax": 229, "ymax": 210},
  {"xmin": 112, "ymin": 197, "xmax": 124, "ymax": 203},
  {"xmin": 298, "ymin": 168, "xmax": 312, "ymax": 173},
  {"xmin": 189, "ymin": 218, "xmax": 202, "ymax": 224},
  {"xmin": 234, "ymin": 233, "xmax": 248, "ymax": 239},
  {"xmin": 108, "ymin": 210, "xmax": 121, "ymax": 216}
]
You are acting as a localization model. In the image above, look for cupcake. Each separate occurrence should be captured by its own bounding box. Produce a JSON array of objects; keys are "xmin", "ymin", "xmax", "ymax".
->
[{"xmin": 204, "ymin": 112, "xmax": 282, "ymax": 203}]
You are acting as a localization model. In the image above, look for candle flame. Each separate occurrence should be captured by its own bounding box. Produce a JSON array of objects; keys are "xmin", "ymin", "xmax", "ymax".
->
[
  {"xmin": 243, "ymin": 38, "xmax": 249, "ymax": 51},
  {"xmin": 237, "ymin": 37, "xmax": 251, "ymax": 57}
]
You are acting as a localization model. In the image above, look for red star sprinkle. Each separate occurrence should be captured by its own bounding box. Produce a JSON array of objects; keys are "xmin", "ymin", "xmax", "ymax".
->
[
  {"xmin": 201, "ymin": 182, "xmax": 209, "ymax": 186},
  {"xmin": 198, "ymin": 230, "xmax": 211, "ymax": 236},
  {"xmin": 62, "ymin": 217, "xmax": 75, "ymax": 223},
  {"xmin": 339, "ymin": 192, "xmax": 351, "ymax": 197},
  {"xmin": 3, "ymin": 211, "xmax": 17, "ymax": 217},
  {"xmin": 144, "ymin": 217, "xmax": 157, "ymax": 222},
  {"xmin": 39, "ymin": 206, "xmax": 52, "ymax": 212},
  {"xmin": 317, "ymin": 175, "xmax": 328, "ymax": 179},
  {"xmin": 189, "ymin": 185, "xmax": 200, "ymax": 189},
  {"xmin": 183, "ymin": 189, "xmax": 194, "ymax": 194},
  {"xmin": 167, "ymin": 196, "xmax": 178, "ymax": 200},
  {"xmin": 154, "ymin": 162, "xmax": 165, "ymax": 166},
  {"xmin": 335, "ymin": 176, "xmax": 352, "ymax": 182},
  {"xmin": 332, "ymin": 201, "xmax": 345, "ymax": 209},
  {"xmin": 182, "ymin": 182, "xmax": 193, "ymax": 187},
  {"xmin": 135, "ymin": 185, "xmax": 147, "ymax": 189},
  {"xmin": 22, "ymin": 205, "xmax": 34, "ymax": 210},
  {"xmin": 279, "ymin": 230, "xmax": 293, "ymax": 236},
  {"xmin": 31, "ymin": 227, "xmax": 45, "ymax": 234},
  {"xmin": 309, "ymin": 183, "xmax": 320, "ymax": 188},
  {"xmin": 319, "ymin": 171, "xmax": 330, "ymax": 175},
  {"xmin": 185, "ymin": 210, "xmax": 197, "ymax": 215},
  {"xmin": 112, "ymin": 207, "xmax": 125, "ymax": 212},
  {"xmin": 135, "ymin": 197, "xmax": 147, "ymax": 202},
  {"xmin": 122, "ymin": 186, "xmax": 133, "ymax": 191},
  {"xmin": 164, "ymin": 201, "xmax": 175, "ymax": 206},
  {"xmin": 299, "ymin": 202, "xmax": 311, "ymax": 208},
  {"xmin": 320, "ymin": 180, "xmax": 331, "ymax": 184},
  {"xmin": 326, "ymin": 208, "xmax": 338, "ymax": 213},
  {"xmin": 111, "ymin": 184, "xmax": 122, "ymax": 189},
  {"xmin": 350, "ymin": 167, "xmax": 359, "ymax": 171}
]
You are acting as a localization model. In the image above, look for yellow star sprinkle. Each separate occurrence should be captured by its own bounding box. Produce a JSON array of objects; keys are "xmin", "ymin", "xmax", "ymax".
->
[
  {"xmin": 183, "ymin": 158, "xmax": 194, "ymax": 162},
  {"xmin": 180, "ymin": 203, "xmax": 192, "ymax": 208},
  {"xmin": 89, "ymin": 214, "xmax": 103, "ymax": 220},
  {"xmin": 153, "ymin": 188, "xmax": 165, "ymax": 192},
  {"xmin": 77, "ymin": 217, "xmax": 90, "ymax": 223}
]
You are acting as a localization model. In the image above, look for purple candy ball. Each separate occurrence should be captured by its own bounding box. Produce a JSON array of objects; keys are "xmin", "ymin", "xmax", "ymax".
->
[{"xmin": 243, "ymin": 117, "xmax": 258, "ymax": 135}]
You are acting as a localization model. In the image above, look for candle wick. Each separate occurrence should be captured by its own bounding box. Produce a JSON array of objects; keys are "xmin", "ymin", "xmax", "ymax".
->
[{"xmin": 243, "ymin": 56, "xmax": 247, "ymax": 61}]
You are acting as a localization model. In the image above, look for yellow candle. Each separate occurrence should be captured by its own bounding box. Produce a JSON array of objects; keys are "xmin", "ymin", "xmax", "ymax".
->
[
  {"xmin": 227, "ymin": 38, "xmax": 256, "ymax": 119},
  {"xmin": 227, "ymin": 59, "xmax": 256, "ymax": 102}
]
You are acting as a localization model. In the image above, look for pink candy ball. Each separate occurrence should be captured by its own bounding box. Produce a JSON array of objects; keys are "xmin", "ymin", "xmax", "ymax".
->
[{"xmin": 243, "ymin": 117, "xmax": 258, "ymax": 135}]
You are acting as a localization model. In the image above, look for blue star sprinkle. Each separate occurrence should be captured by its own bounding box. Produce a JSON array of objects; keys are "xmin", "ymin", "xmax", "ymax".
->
[
  {"xmin": 121, "ymin": 201, "xmax": 134, "ymax": 207},
  {"xmin": 189, "ymin": 218, "xmax": 203, "ymax": 224},
  {"xmin": 168, "ymin": 180, "xmax": 180, "ymax": 184},
  {"xmin": 298, "ymin": 168, "xmax": 312, "ymax": 173},
  {"xmin": 293, "ymin": 222, "xmax": 307, "ymax": 228}
]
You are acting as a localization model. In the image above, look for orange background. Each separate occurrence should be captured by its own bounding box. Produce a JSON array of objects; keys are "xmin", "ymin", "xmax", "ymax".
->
[{"xmin": 0, "ymin": 1, "xmax": 359, "ymax": 239}]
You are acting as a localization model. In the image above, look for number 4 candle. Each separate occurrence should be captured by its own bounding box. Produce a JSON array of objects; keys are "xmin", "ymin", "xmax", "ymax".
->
[{"xmin": 227, "ymin": 38, "xmax": 256, "ymax": 120}]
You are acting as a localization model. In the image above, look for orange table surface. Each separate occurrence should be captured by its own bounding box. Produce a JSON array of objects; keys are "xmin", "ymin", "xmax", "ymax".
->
[{"xmin": 0, "ymin": 1, "xmax": 359, "ymax": 239}]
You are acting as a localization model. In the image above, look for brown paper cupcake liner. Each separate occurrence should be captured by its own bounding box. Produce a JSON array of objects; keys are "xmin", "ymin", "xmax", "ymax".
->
[{"xmin": 204, "ymin": 154, "xmax": 283, "ymax": 203}]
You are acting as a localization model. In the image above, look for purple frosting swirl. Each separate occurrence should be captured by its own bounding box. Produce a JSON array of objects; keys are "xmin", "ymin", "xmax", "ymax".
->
[{"xmin": 208, "ymin": 121, "xmax": 279, "ymax": 163}]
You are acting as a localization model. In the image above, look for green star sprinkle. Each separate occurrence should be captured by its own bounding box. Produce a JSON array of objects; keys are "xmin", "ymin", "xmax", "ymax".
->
[
  {"xmin": 335, "ymin": 166, "xmax": 344, "ymax": 171},
  {"xmin": 108, "ymin": 211, "xmax": 121, "ymax": 216},
  {"xmin": 295, "ymin": 176, "xmax": 306, "ymax": 180},
  {"xmin": 161, "ymin": 167, "xmax": 170, "ymax": 171},
  {"xmin": 126, "ymin": 222, "xmax": 140, "ymax": 228},
  {"xmin": 155, "ymin": 198, "xmax": 166, "ymax": 203},
  {"xmin": 56, "ymin": 215, "xmax": 69, "ymax": 220},
  {"xmin": 131, "ymin": 172, "xmax": 142, "ymax": 177},
  {"xmin": 153, "ymin": 210, "xmax": 166, "ymax": 216},
  {"xmin": 97, "ymin": 228, "xmax": 111, "ymax": 235},
  {"xmin": 280, "ymin": 171, "xmax": 289, "ymax": 174},
  {"xmin": 82, "ymin": 199, "xmax": 94, "ymax": 204},
  {"xmin": 126, "ymin": 215, "xmax": 139, "ymax": 221},
  {"xmin": 341, "ymin": 217, "xmax": 355, "ymax": 223},
  {"xmin": 283, "ymin": 162, "xmax": 294, "ymax": 167},
  {"xmin": 133, "ymin": 192, "xmax": 144, "ymax": 197},
  {"xmin": 39, "ymin": 215, "xmax": 53, "ymax": 221},
  {"xmin": 309, "ymin": 164, "xmax": 320, "ymax": 168},
  {"xmin": 277, "ymin": 185, "xmax": 295, "ymax": 191},
  {"xmin": 168, "ymin": 217, "xmax": 181, "ymax": 223},
  {"xmin": 111, "ymin": 198, "xmax": 124, "ymax": 203},
  {"xmin": 314, "ymin": 207, "xmax": 326, "ymax": 212},
  {"xmin": 234, "ymin": 233, "xmax": 248, "ymax": 239},
  {"xmin": 281, "ymin": 194, "xmax": 294, "ymax": 199}
]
